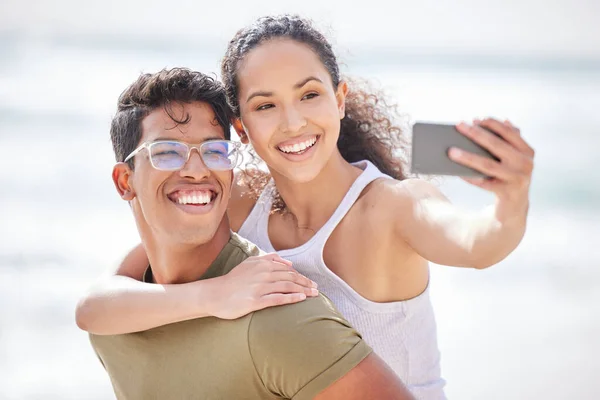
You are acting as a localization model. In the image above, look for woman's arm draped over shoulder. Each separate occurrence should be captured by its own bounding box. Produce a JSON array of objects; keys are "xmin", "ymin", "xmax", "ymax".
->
[
  {"xmin": 75, "ymin": 245, "xmax": 318, "ymax": 335},
  {"xmin": 75, "ymin": 243, "xmax": 213, "ymax": 335}
]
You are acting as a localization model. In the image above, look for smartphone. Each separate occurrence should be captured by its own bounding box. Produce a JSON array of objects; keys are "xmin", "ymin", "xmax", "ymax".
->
[{"xmin": 410, "ymin": 122, "xmax": 499, "ymax": 177}]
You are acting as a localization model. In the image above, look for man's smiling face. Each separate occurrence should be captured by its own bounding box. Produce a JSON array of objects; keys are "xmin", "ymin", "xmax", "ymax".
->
[{"xmin": 125, "ymin": 101, "xmax": 233, "ymax": 246}]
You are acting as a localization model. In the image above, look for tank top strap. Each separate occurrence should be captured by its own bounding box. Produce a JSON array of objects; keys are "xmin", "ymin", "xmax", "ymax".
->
[
  {"xmin": 315, "ymin": 160, "xmax": 391, "ymax": 241},
  {"xmin": 238, "ymin": 160, "xmax": 392, "ymax": 253}
]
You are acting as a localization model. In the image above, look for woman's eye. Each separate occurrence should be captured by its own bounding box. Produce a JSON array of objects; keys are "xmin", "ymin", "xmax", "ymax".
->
[
  {"xmin": 257, "ymin": 103, "xmax": 274, "ymax": 111},
  {"xmin": 302, "ymin": 92, "xmax": 319, "ymax": 100}
]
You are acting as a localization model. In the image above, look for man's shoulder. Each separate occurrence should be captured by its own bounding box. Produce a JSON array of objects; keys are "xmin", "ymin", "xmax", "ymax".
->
[
  {"xmin": 216, "ymin": 233, "xmax": 265, "ymax": 276},
  {"xmin": 254, "ymin": 292, "xmax": 341, "ymax": 316},
  {"xmin": 89, "ymin": 313, "xmax": 255, "ymax": 355},
  {"xmin": 248, "ymin": 293, "xmax": 358, "ymax": 346},
  {"xmin": 229, "ymin": 232, "xmax": 265, "ymax": 257},
  {"xmin": 247, "ymin": 294, "xmax": 372, "ymax": 399}
]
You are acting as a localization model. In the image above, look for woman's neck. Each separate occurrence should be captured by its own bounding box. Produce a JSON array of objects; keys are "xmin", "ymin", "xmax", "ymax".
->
[{"xmin": 270, "ymin": 151, "xmax": 362, "ymax": 231}]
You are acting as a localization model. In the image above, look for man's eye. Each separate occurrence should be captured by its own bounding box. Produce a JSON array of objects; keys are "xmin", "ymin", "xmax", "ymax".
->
[
  {"xmin": 154, "ymin": 150, "xmax": 180, "ymax": 156},
  {"xmin": 204, "ymin": 150, "xmax": 227, "ymax": 156},
  {"xmin": 257, "ymin": 104, "xmax": 274, "ymax": 111}
]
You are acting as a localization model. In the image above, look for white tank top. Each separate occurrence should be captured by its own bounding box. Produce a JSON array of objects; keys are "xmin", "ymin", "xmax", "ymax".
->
[{"xmin": 238, "ymin": 160, "xmax": 446, "ymax": 400}]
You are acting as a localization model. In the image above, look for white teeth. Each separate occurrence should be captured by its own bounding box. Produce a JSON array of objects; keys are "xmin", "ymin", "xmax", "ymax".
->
[
  {"xmin": 279, "ymin": 137, "xmax": 317, "ymax": 154},
  {"xmin": 175, "ymin": 192, "xmax": 212, "ymax": 205}
]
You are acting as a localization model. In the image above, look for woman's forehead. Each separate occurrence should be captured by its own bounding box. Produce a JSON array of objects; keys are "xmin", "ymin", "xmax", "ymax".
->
[{"xmin": 237, "ymin": 40, "xmax": 333, "ymax": 93}]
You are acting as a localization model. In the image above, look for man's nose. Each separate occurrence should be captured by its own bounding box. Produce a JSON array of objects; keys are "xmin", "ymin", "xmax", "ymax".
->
[{"xmin": 178, "ymin": 148, "xmax": 211, "ymax": 180}]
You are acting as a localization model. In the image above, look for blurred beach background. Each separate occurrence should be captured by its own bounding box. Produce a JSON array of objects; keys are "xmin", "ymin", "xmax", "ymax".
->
[{"xmin": 1, "ymin": 0, "xmax": 599, "ymax": 399}]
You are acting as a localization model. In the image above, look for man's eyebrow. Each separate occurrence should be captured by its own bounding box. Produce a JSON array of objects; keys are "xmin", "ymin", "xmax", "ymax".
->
[
  {"xmin": 245, "ymin": 76, "xmax": 323, "ymax": 104},
  {"xmin": 201, "ymin": 136, "xmax": 227, "ymax": 142}
]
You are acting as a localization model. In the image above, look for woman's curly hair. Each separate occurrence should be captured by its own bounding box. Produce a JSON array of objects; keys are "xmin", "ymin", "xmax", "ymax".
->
[{"xmin": 221, "ymin": 15, "xmax": 410, "ymax": 212}]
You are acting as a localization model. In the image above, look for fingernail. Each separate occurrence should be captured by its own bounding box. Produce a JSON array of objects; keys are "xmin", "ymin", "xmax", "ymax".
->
[
  {"xmin": 449, "ymin": 147, "xmax": 462, "ymax": 158},
  {"xmin": 311, "ymin": 281, "xmax": 318, "ymax": 288},
  {"xmin": 310, "ymin": 288, "xmax": 319, "ymax": 296}
]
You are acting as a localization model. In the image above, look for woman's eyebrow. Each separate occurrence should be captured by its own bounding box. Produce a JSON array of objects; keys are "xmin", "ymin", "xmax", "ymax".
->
[{"xmin": 245, "ymin": 76, "xmax": 323, "ymax": 103}]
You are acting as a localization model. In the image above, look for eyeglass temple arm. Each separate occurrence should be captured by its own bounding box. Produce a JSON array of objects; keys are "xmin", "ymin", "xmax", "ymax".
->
[{"xmin": 123, "ymin": 143, "xmax": 148, "ymax": 163}]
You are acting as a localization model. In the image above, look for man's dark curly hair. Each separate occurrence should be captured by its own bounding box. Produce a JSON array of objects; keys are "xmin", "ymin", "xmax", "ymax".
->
[{"xmin": 110, "ymin": 68, "xmax": 233, "ymax": 168}]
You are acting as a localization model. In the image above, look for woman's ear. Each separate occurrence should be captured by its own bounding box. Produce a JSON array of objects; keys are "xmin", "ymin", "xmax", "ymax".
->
[
  {"xmin": 336, "ymin": 81, "xmax": 349, "ymax": 119},
  {"xmin": 232, "ymin": 118, "xmax": 249, "ymax": 144},
  {"xmin": 112, "ymin": 162, "xmax": 136, "ymax": 201}
]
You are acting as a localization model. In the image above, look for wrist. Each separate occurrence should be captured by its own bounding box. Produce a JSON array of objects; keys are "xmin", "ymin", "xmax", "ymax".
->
[
  {"xmin": 494, "ymin": 197, "xmax": 529, "ymax": 225},
  {"xmin": 185, "ymin": 278, "xmax": 220, "ymax": 318}
]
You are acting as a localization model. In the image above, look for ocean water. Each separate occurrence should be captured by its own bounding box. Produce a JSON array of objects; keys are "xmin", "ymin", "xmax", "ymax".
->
[{"xmin": 0, "ymin": 35, "xmax": 599, "ymax": 400}]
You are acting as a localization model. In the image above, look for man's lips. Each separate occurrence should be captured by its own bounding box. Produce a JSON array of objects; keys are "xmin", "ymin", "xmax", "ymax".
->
[{"xmin": 167, "ymin": 189, "xmax": 218, "ymax": 205}]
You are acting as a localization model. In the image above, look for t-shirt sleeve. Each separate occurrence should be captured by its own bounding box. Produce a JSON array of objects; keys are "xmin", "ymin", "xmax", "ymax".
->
[
  {"xmin": 88, "ymin": 334, "xmax": 107, "ymax": 369},
  {"xmin": 247, "ymin": 294, "xmax": 373, "ymax": 400}
]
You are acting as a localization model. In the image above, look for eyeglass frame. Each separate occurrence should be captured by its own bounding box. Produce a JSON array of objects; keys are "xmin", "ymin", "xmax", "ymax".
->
[{"xmin": 123, "ymin": 139, "xmax": 243, "ymax": 171}]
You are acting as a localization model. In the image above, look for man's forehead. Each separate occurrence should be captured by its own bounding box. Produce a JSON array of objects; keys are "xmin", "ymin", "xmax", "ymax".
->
[{"xmin": 141, "ymin": 102, "xmax": 225, "ymax": 142}]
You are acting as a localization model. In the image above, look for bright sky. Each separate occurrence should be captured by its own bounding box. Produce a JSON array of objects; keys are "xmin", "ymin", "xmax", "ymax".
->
[{"xmin": 1, "ymin": 0, "xmax": 599, "ymax": 59}]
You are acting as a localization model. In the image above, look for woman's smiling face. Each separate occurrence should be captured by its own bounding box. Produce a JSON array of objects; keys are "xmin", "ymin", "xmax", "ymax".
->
[{"xmin": 236, "ymin": 39, "xmax": 347, "ymax": 183}]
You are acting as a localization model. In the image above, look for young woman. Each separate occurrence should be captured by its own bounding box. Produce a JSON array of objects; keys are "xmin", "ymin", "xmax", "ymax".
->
[{"xmin": 76, "ymin": 15, "xmax": 534, "ymax": 399}]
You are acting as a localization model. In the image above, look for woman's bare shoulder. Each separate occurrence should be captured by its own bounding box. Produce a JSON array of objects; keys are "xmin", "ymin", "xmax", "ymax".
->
[
  {"xmin": 358, "ymin": 177, "xmax": 446, "ymax": 224},
  {"xmin": 364, "ymin": 177, "xmax": 442, "ymax": 204}
]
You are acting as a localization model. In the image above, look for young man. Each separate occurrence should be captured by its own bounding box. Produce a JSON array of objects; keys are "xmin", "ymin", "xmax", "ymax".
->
[{"xmin": 88, "ymin": 68, "xmax": 414, "ymax": 400}]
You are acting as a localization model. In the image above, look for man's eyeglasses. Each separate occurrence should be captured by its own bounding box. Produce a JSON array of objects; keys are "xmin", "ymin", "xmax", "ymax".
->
[{"xmin": 124, "ymin": 140, "xmax": 242, "ymax": 171}]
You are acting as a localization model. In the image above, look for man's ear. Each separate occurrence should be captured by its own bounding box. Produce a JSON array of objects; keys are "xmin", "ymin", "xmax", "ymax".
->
[
  {"xmin": 112, "ymin": 162, "xmax": 136, "ymax": 201},
  {"xmin": 232, "ymin": 118, "xmax": 249, "ymax": 144},
  {"xmin": 336, "ymin": 81, "xmax": 349, "ymax": 119}
]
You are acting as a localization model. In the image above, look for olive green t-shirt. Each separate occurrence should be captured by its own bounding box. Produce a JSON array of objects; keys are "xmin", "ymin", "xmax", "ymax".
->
[{"xmin": 90, "ymin": 233, "xmax": 372, "ymax": 400}]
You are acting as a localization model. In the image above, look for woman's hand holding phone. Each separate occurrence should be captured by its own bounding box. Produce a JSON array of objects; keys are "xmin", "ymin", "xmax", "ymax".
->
[
  {"xmin": 411, "ymin": 118, "xmax": 535, "ymax": 223},
  {"xmin": 450, "ymin": 118, "xmax": 535, "ymax": 221}
]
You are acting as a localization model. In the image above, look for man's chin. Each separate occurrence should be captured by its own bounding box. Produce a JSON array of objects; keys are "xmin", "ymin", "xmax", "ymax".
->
[
  {"xmin": 153, "ymin": 197, "xmax": 229, "ymax": 245},
  {"xmin": 169, "ymin": 211, "xmax": 229, "ymax": 246},
  {"xmin": 171, "ymin": 226, "xmax": 222, "ymax": 246}
]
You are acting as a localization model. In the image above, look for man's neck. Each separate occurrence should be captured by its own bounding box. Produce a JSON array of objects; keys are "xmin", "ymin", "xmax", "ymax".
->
[{"xmin": 144, "ymin": 220, "xmax": 232, "ymax": 284}]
